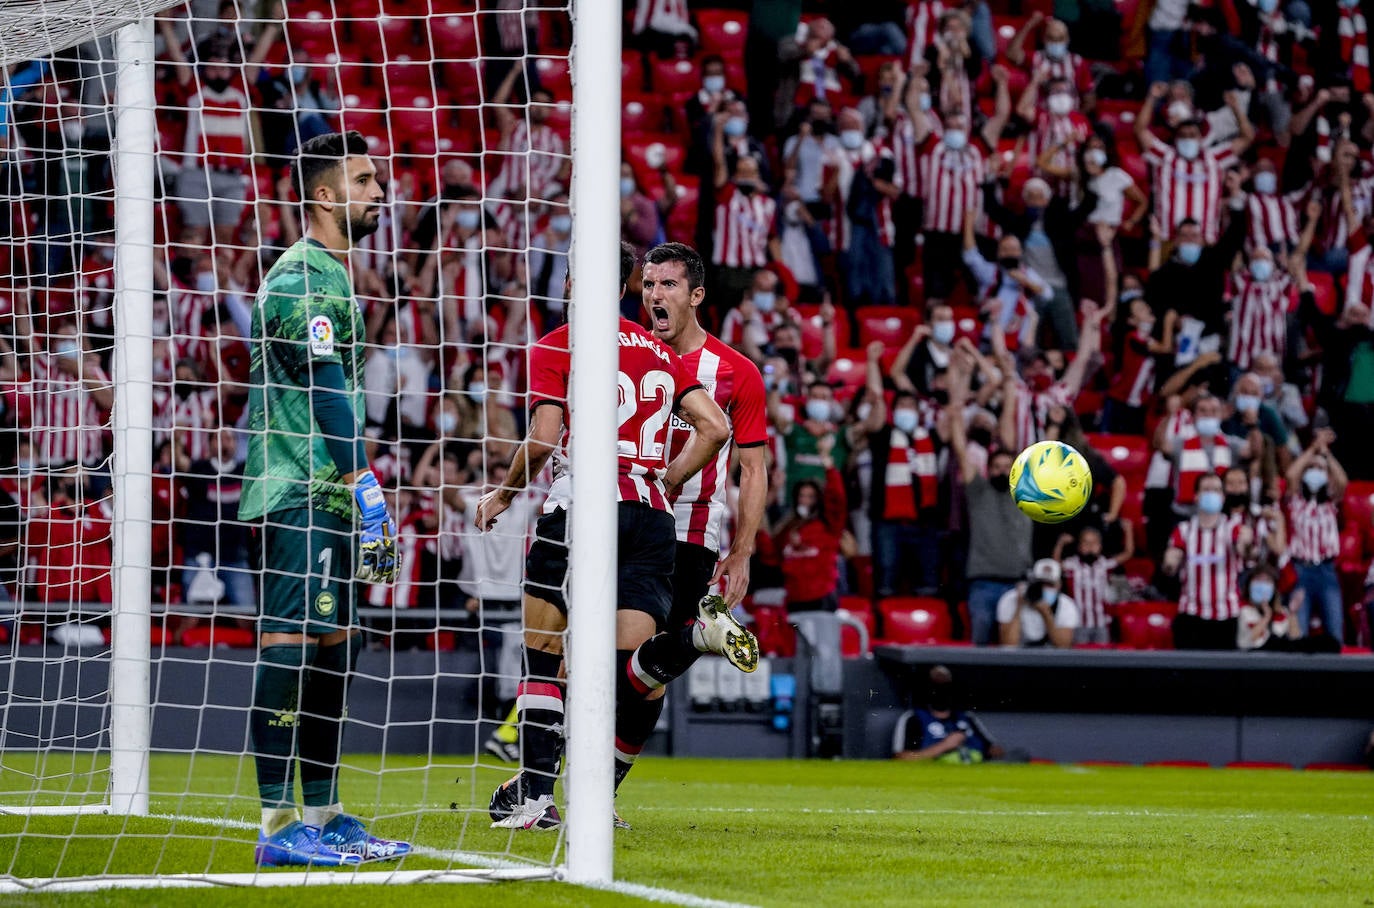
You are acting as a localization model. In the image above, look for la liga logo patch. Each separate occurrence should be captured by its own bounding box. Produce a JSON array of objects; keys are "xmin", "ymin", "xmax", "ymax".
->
[{"xmin": 309, "ymin": 315, "xmax": 335, "ymax": 356}]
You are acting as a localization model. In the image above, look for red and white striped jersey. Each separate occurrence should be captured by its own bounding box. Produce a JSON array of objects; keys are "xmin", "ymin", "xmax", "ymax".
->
[
  {"xmin": 27, "ymin": 354, "xmax": 109, "ymax": 467},
  {"xmin": 664, "ymin": 334, "xmax": 768, "ymax": 553},
  {"xmin": 1142, "ymin": 134, "xmax": 1237, "ymax": 244},
  {"xmin": 888, "ymin": 110, "xmax": 940, "ymax": 200},
  {"xmin": 1169, "ymin": 516, "xmax": 1244, "ymax": 620},
  {"xmin": 719, "ymin": 305, "xmax": 783, "ymax": 349},
  {"xmin": 825, "ymin": 140, "xmax": 896, "ymax": 250},
  {"xmin": 1027, "ymin": 111, "xmax": 1091, "ymax": 197},
  {"xmin": 1286, "ymin": 495, "xmax": 1340, "ymax": 563},
  {"xmin": 152, "ymin": 388, "xmax": 219, "ymax": 463},
  {"xmin": 1246, "ymin": 191, "xmax": 1300, "ymax": 251},
  {"xmin": 712, "ymin": 183, "xmax": 777, "ymax": 268},
  {"xmin": 633, "ymin": 0, "xmax": 692, "ymax": 36},
  {"xmin": 182, "ymin": 85, "xmax": 250, "ymax": 173},
  {"xmin": 531, "ymin": 318, "xmax": 703, "ymax": 515},
  {"xmin": 1010, "ymin": 381, "xmax": 1072, "ymax": 452},
  {"xmin": 491, "ymin": 118, "xmax": 567, "ymax": 204},
  {"xmin": 795, "ymin": 43, "xmax": 848, "ymax": 107},
  {"xmin": 917, "ymin": 133, "xmax": 986, "ymax": 234},
  {"xmin": 442, "ymin": 229, "xmax": 487, "ymax": 329},
  {"xmin": 169, "ymin": 283, "xmax": 218, "ymax": 365},
  {"xmin": 1318, "ymin": 174, "xmax": 1374, "ymax": 253},
  {"xmin": 904, "ymin": 0, "xmax": 946, "ymax": 70},
  {"xmin": 1227, "ymin": 271, "xmax": 1292, "ymax": 370},
  {"xmin": 1027, "ymin": 49, "xmax": 1094, "ymax": 98},
  {"xmin": 1061, "ymin": 555, "xmax": 1117, "ymax": 630},
  {"xmin": 367, "ymin": 505, "xmax": 438, "ymax": 608}
]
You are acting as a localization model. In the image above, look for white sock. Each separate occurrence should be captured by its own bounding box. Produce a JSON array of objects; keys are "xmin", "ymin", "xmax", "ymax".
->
[
  {"xmin": 261, "ymin": 807, "xmax": 298, "ymax": 836},
  {"xmin": 302, "ymin": 803, "xmax": 344, "ymax": 829}
]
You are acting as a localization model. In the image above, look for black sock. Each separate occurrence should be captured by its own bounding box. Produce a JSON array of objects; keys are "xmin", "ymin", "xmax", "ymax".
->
[
  {"xmin": 518, "ymin": 647, "xmax": 565, "ymax": 800},
  {"xmin": 613, "ymin": 649, "xmax": 667, "ymax": 793},
  {"xmin": 299, "ymin": 634, "xmax": 360, "ymax": 809},
  {"xmin": 252, "ymin": 643, "xmax": 316, "ymax": 808},
  {"xmin": 624, "ymin": 626, "xmax": 700, "ymax": 697}
]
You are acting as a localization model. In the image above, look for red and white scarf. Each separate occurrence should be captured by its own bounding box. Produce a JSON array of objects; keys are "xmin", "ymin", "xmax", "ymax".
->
[
  {"xmin": 1341, "ymin": 4, "xmax": 1370, "ymax": 93},
  {"xmin": 884, "ymin": 427, "xmax": 939, "ymax": 521},
  {"xmin": 1174, "ymin": 434, "xmax": 1232, "ymax": 506}
]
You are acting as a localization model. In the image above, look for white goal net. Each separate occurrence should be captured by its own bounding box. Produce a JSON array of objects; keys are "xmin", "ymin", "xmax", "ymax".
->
[{"xmin": 0, "ymin": 0, "xmax": 618, "ymax": 891}]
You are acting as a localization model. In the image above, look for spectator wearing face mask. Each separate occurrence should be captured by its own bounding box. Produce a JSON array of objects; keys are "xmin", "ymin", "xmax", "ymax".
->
[
  {"xmin": 685, "ymin": 55, "xmax": 737, "ymax": 132},
  {"xmin": 618, "ymin": 163, "xmax": 669, "ymax": 263},
  {"xmin": 1162, "ymin": 472, "xmax": 1256, "ymax": 650},
  {"xmin": 1017, "ymin": 73, "xmax": 1092, "ymax": 199},
  {"xmin": 1136, "ymin": 81, "xmax": 1254, "ymax": 244},
  {"xmin": 530, "ymin": 196, "xmax": 572, "ymax": 312},
  {"xmin": 1246, "ymin": 158, "xmax": 1303, "ymax": 255},
  {"xmin": 722, "ymin": 268, "xmax": 789, "ymax": 359},
  {"xmin": 1284, "ymin": 428, "xmax": 1348, "ymax": 642},
  {"xmin": 997, "ymin": 558, "xmax": 1079, "ymax": 648},
  {"xmin": 1251, "ymin": 351, "xmax": 1309, "ymax": 436},
  {"xmin": 892, "ymin": 664, "xmax": 996, "ymax": 763},
  {"xmin": 771, "ymin": 371, "xmax": 849, "ymax": 499},
  {"xmin": 822, "ymin": 106, "xmax": 900, "ymax": 308},
  {"xmin": 758, "ymin": 438, "xmax": 848, "ymax": 613},
  {"xmin": 1056, "ymin": 524, "xmax": 1132, "ymax": 646},
  {"xmin": 710, "ymin": 128, "xmax": 779, "ymax": 310},
  {"xmin": 890, "ymin": 304, "xmax": 958, "ymax": 401},
  {"xmin": 1227, "ymin": 245, "xmax": 1300, "ymax": 376},
  {"xmin": 947, "ymin": 346, "xmax": 1033, "ymax": 645},
  {"xmin": 962, "ymin": 225, "xmax": 1047, "ymax": 353},
  {"xmin": 1159, "ymin": 393, "xmax": 1233, "ymax": 519},
  {"xmin": 1222, "ymin": 371, "xmax": 1294, "ymax": 477},
  {"xmin": 865, "ymin": 365, "xmax": 945, "ymax": 597}
]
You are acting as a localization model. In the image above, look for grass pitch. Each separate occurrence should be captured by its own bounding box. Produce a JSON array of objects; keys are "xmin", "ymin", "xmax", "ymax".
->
[{"xmin": 2, "ymin": 754, "xmax": 1372, "ymax": 907}]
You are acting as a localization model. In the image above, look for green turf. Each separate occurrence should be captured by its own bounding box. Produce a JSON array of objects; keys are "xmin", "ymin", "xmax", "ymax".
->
[{"xmin": 3, "ymin": 754, "xmax": 1373, "ymax": 907}]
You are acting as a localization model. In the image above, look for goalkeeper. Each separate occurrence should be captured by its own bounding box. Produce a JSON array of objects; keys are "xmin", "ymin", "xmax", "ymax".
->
[{"xmin": 239, "ymin": 130, "xmax": 409, "ymax": 867}]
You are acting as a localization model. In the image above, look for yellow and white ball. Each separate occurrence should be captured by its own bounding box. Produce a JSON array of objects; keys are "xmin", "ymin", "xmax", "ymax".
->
[{"xmin": 1008, "ymin": 440, "xmax": 1093, "ymax": 524}]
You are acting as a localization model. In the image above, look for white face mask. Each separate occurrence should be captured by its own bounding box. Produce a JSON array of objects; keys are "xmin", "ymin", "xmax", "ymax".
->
[
  {"xmin": 805, "ymin": 399, "xmax": 831, "ymax": 422},
  {"xmin": 1175, "ymin": 138, "xmax": 1200, "ymax": 161},
  {"xmin": 795, "ymin": 504, "xmax": 812, "ymax": 519},
  {"xmin": 931, "ymin": 320, "xmax": 955, "ymax": 345},
  {"xmin": 1253, "ymin": 171, "xmax": 1277, "ymax": 195},
  {"xmin": 438, "ymin": 412, "xmax": 458, "ymax": 434},
  {"xmin": 1047, "ymin": 93, "xmax": 1073, "ymax": 116},
  {"xmin": 1085, "ymin": 148, "xmax": 1107, "ymax": 168},
  {"xmin": 1195, "ymin": 416, "xmax": 1221, "ymax": 437},
  {"xmin": 942, "ymin": 129, "xmax": 967, "ymax": 151},
  {"xmin": 893, "ymin": 409, "xmax": 919, "ymax": 435},
  {"xmin": 840, "ymin": 129, "xmax": 864, "ymax": 150},
  {"xmin": 856, "ymin": 403, "xmax": 872, "ymax": 421},
  {"xmin": 1167, "ymin": 101, "xmax": 1194, "ymax": 123}
]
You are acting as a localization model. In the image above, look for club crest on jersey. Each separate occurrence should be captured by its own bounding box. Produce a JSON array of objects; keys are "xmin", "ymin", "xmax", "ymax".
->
[
  {"xmin": 315, "ymin": 590, "xmax": 337, "ymax": 617},
  {"xmin": 309, "ymin": 315, "xmax": 335, "ymax": 356}
]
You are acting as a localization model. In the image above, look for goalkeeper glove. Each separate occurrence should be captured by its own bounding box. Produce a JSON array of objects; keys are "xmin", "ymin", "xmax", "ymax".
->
[{"xmin": 353, "ymin": 471, "xmax": 399, "ymax": 583}]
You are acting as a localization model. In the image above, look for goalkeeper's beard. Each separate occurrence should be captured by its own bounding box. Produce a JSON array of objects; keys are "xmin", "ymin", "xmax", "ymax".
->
[{"xmin": 337, "ymin": 206, "xmax": 381, "ymax": 243}]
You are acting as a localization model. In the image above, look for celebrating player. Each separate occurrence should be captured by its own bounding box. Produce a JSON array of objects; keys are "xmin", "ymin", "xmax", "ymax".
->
[
  {"xmin": 607, "ymin": 242, "xmax": 767, "ymax": 809},
  {"xmin": 238, "ymin": 131, "xmax": 410, "ymax": 866},
  {"xmin": 476, "ymin": 242, "xmax": 733, "ymax": 830}
]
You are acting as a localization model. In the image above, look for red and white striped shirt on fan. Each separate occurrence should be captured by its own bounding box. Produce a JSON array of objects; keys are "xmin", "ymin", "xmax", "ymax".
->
[
  {"xmin": 712, "ymin": 183, "xmax": 777, "ymax": 268},
  {"xmin": 27, "ymin": 354, "xmax": 109, "ymax": 468},
  {"xmin": 719, "ymin": 305, "xmax": 783, "ymax": 350},
  {"xmin": 1061, "ymin": 555, "xmax": 1118, "ymax": 631},
  {"xmin": 917, "ymin": 133, "xmax": 986, "ymax": 234},
  {"xmin": 1027, "ymin": 50, "xmax": 1094, "ymax": 98},
  {"xmin": 491, "ymin": 118, "xmax": 567, "ymax": 204},
  {"xmin": 1142, "ymin": 134, "xmax": 1237, "ymax": 244},
  {"xmin": 152, "ymin": 388, "xmax": 219, "ymax": 463},
  {"xmin": 1286, "ymin": 495, "xmax": 1340, "ymax": 564},
  {"xmin": 1227, "ymin": 271, "xmax": 1292, "ymax": 371},
  {"xmin": 1321, "ymin": 174, "xmax": 1374, "ymax": 254},
  {"xmin": 182, "ymin": 84, "xmax": 250, "ymax": 173},
  {"xmin": 530, "ymin": 318, "xmax": 702, "ymax": 515},
  {"xmin": 367, "ymin": 505, "xmax": 438, "ymax": 609},
  {"xmin": 1027, "ymin": 110, "xmax": 1091, "ymax": 197},
  {"xmin": 633, "ymin": 0, "xmax": 691, "ymax": 35},
  {"xmin": 826, "ymin": 140, "xmax": 896, "ymax": 251},
  {"xmin": 1170, "ymin": 516, "xmax": 1244, "ymax": 620},
  {"xmin": 1009, "ymin": 381, "xmax": 1071, "ymax": 452},
  {"xmin": 888, "ymin": 110, "xmax": 941, "ymax": 201},
  {"xmin": 664, "ymin": 334, "xmax": 768, "ymax": 553},
  {"xmin": 1246, "ymin": 190, "xmax": 1300, "ymax": 251},
  {"xmin": 905, "ymin": 0, "xmax": 946, "ymax": 71},
  {"xmin": 795, "ymin": 43, "xmax": 848, "ymax": 108},
  {"xmin": 1106, "ymin": 331, "xmax": 1155, "ymax": 409}
]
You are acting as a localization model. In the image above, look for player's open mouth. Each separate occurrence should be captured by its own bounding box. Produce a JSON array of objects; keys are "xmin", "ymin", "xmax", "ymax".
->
[{"xmin": 652, "ymin": 306, "xmax": 670, "ymax": 332}]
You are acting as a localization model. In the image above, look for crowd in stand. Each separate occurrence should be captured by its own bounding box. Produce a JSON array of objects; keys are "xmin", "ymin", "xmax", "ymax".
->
[{"xmin": 2, "ymin": 0, "xmax": 1374, "ymax": 653}]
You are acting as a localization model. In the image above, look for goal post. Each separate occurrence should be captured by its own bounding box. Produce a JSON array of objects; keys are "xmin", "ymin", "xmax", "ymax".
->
[{"xmin": 0, "ymin": 0, "xmax": 625, "ymax": 891}]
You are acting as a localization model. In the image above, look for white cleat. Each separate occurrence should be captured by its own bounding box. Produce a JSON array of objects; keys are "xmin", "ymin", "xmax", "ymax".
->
[
  {"xmin": 490, "ymin": 795, "xmax": 561, "ymax": 830},
  {"xmin": 694, "ymin": 594, "xmax": 760, "ymax": 673}
]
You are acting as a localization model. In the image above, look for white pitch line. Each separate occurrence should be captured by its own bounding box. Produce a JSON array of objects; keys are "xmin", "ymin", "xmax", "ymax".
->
[{"xmin": 614, "ymin": 805, "xmax": 1374, "ymax": 822}]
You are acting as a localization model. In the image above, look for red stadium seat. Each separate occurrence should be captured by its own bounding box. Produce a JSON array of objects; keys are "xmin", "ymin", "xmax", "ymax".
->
[
  {"xmin": 749, "ymin": 604, "xmax": 796, "ymax": 657},
  {"xmin": 1085, "ymin": 433, "xmax": 1151, "ymax": 487},
  {"xmin": 622, "ymin": 49, "xmax": 646, "ymax": 92},
  {"xmin": 697, "ymin": 8, "xmax": 748, "ymax": 57},
  {"xmin": 1113, "ymin": 601, "xmax": 1177, "ymax": 650},
  {"xmin": 793, "ymin": 304, "xmax": 852, "ymax": 358},
  {"xmin": 624, "ymin": 134, "xmax": 686, "ymax": 184},
  {"xmin": 379, "ymin": 15, "xmax": 425, "ymax": 60},
  {"xmin": 856, "ymin": 305, "xmax": 919, "ymax": 348},
  {"xmin": 660, "ymin": 176, "xmax": 699, "ymax": 244},
  {"xmin": 428, "ymin": 12, "xmax": 478, "ymax": 59},
  {"xmin": 1225, "ymin": 761, "xmax": 1292, "ymax": 770},
  {"xmin": 622, "ymin": 96, "xmax": 661, "ymax": 136},
  {"xmin": 1145, "ymin": 760, "xmax": 1211, "ymax": 768},
  {"xmin": 825, "ymin": 352, "xmax": 867, "ymax": 394},
  {"xmin": 878, "ymin": 597, "xmax": 953, "ymax": 645},
  {"xmin": 1303, "ymin": 762, "xmax": 1368, "ymax": 772},
  {"xmin": 534, "ymin": 56, "xmax": 572, "ymax": 100},
  {"xmin": 1343, "ymin": 480, "xmax": 1374, "ymax": 551},
  {"xmin": 1309, "ymin": 271, "xmax": 1339, "ymax": 317},
  {"xmin": 285, "ymin": 13, "xmax": 339, "ymax": 59},
  {"xmin": 849, "ymin": 554, "xmax": 874, "ymax": 599},
  {"xmin": 384, "ymin": 61, "xmax": 439, "ymax": 97},
  {"xmin": 150, "ymin": 625, "xmax": 173, "ymax": 647},
  {"xmin": 838, "ymin": 595, "xmax": 876, "ymax": 656},
  {"xmin": 651, "ymin": 57, "xmax": 701, "ymax": 95},
  {"xmin": 444, "ymin": 59, "xmax": 482, "ymax": 106}
]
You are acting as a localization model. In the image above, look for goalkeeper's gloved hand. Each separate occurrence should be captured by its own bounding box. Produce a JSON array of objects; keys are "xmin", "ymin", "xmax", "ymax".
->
[{"xmin": 353, "ymin": 471, "xmax": 399, "ymax": 583}]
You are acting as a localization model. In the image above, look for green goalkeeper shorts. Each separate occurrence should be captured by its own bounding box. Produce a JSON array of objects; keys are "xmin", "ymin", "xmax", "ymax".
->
[{"xmin": 258, "ymin": 508, "xmax": 356, "ymax": 636}]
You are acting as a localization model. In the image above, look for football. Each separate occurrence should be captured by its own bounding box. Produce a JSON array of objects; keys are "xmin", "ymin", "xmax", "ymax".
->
[{"xmin": 1008, "ymin": 440, "xmax": 1093, "ymax": 524}]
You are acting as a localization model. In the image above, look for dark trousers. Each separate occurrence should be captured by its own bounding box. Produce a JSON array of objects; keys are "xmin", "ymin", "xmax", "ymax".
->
[{"xmin": 1171, "ymin": 613, "xmax": 1238, "ymax": 650}]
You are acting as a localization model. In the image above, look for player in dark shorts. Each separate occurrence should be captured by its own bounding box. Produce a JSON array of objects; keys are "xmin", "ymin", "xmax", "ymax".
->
[
  {"xmin": 474, "ymin": 243, "xmax": 734, "ymax": 830},
  {"xmin": 239, "ymin": 131, "xmax": 407, "ymax": 867}
]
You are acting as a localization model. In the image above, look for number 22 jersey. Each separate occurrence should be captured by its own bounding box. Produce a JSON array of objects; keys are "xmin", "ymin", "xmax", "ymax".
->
[{"xmin": 528, "ymin": 317, "xmax": 702, "ymax": 514}]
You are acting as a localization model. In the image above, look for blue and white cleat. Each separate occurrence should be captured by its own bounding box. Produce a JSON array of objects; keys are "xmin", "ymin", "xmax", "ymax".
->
[
  {"xmin": 319, "ymin": 813, "xmax": 412, "ymax": 862},
  {"xmin": 254, "ymin": 821, "xmax": 363, "ymax": 868}
]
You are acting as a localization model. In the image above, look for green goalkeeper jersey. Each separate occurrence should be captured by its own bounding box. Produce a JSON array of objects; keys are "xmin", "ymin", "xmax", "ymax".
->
[{"xmin": 239, "ymin": 238, "xmax": 364, "ymax": 523}]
